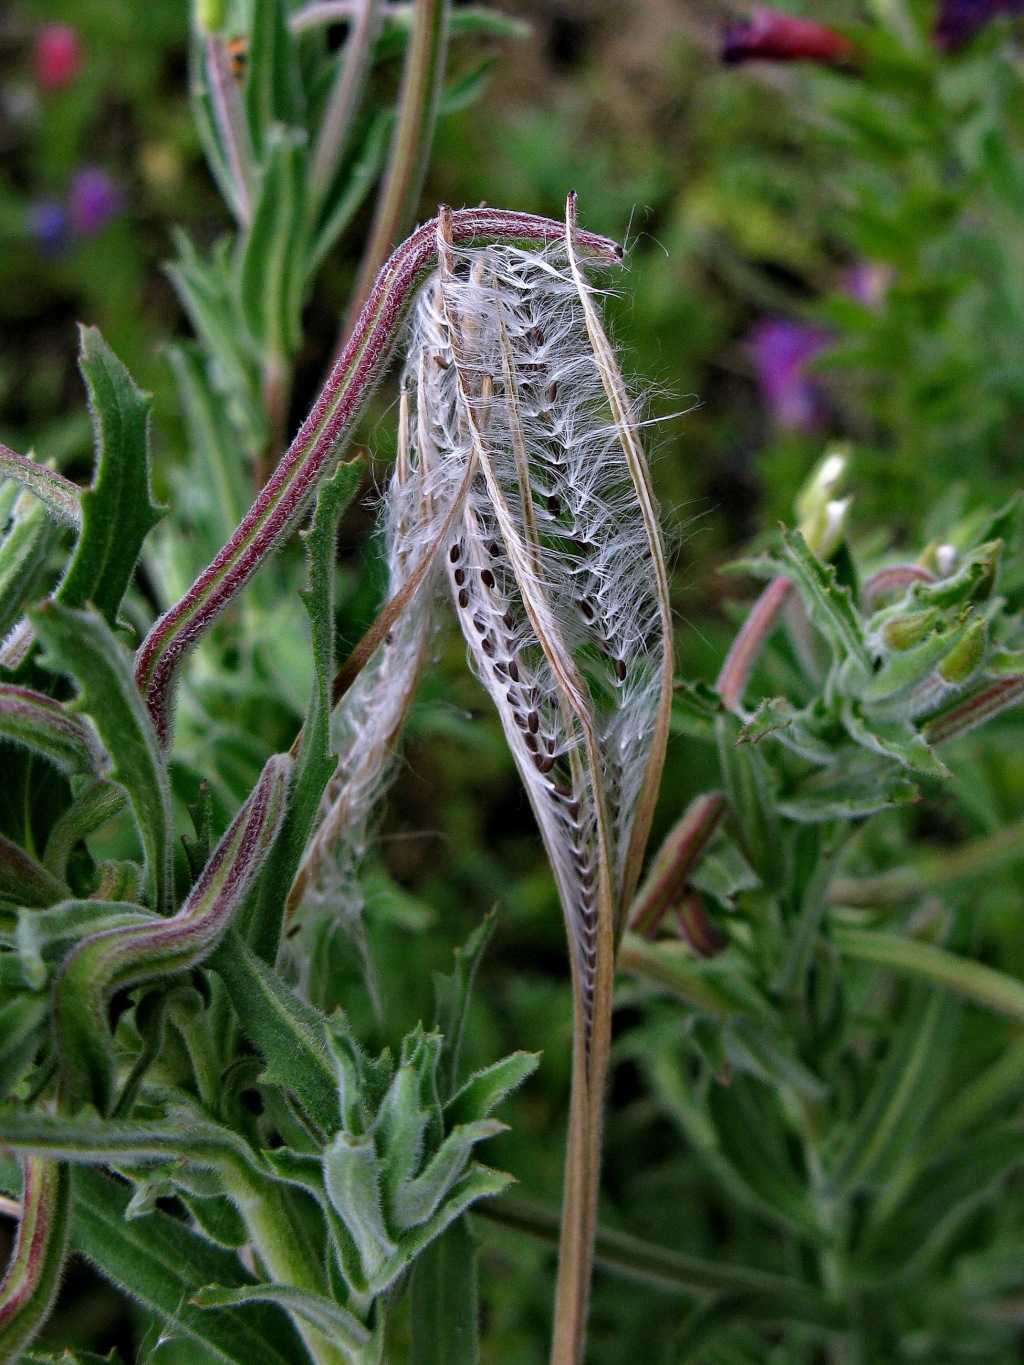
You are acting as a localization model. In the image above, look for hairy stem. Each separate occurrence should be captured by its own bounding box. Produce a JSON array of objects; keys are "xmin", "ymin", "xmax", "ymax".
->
[{"xmin": 135, "ymin": 207, "xmax": 619, "ymax": 741}]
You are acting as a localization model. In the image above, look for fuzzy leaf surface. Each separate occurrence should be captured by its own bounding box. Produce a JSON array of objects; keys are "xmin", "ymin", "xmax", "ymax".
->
[
  {"xmin": 31, "ymin": 601, "xmax": 172, "ymax": 913},
  {"xmin": 55, "ymin": 327, "xmax": 163, "ymax": 628}
]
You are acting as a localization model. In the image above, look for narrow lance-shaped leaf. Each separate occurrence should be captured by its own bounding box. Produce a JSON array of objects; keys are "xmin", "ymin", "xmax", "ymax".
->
[
  {"xmin": 192, "ymin": 1284, "xmax": 372, "ymax": 1357},
  {"xmin": 68, "ymin": 1167, "xmax": 307, "ymax": 1365},
  {"xmin": 56, "ymin": 327, "xmax": 164, "ymax": 627},
  {"xmin": 0, "ymin": 683, "xmax": 106, "ymax": 777},
  {"xmin": 0, "ymin": 489, "xmax": 61, "ymax": 651},
  {"xmin": 409, "ymin": 1215, "xmax": 480, "ymax": 1365},
  {"xmin": 0, "ymin": 443, "xmax": 81, "ymax": 528},
  {"xmin": 30, "ymin": 600, "xmax": 172, "ymax": 914},
  {"xmin": 241, "ymin": 458, "xmax": 363, "ymax": 961},
  {"xmin": 211, "ymin": 930, "xmax": 340, "ymax": 1134},
  {"xmin": 135, "ymin": 207, "xmax": 620, "ymax": 742},
  {"xmin": 0, "ymin": 835, "xmax": 70, "ymax": 909},
  {"xmin": 0, "ymin": 1157, "xmax": 70, "ymax": 1361},
  {"xmin": 54, "ymin": 752, "xmax": 291, "ymax": 1112},
  {"xmin": 240, "ymin": 126, "xmax": 308, "ymax": 364},
  {"xmin": 42, "ymin": 779, "xmax": 128, "ymax": 881}
]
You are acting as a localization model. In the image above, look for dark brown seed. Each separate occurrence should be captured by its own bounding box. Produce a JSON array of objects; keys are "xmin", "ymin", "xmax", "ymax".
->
[
  {"xmin": 458, "ymin": 589, "xmax": 469, "ymax": 609},
  {"xmin": 528, "ymin": 710, "xmax": 539, "ymax": 734},
  {"xmin": 494, "ymin": 661, "xmax": 508, "ymax": 678},
  {"xmin": 481, "ymin": 568, "xmax": 495, "ymax": 588},
  {"xmin": 513, "ymin": 712, "xmax": 526, "ymax": 729},
  {"xmin": 525, "ymin": 733, "xmax": 539, "ymax": 752},
  {"xmin": 546, "ymin": 380, "xmax": 559, "ymax": 403},
  {"xmin": 507, "ymin": 690, "xmax": 517, "ymax": 706},
  {"xmin": 449, "ymin": 544, "xmax": 461, "ymax": 563},
  {"xmin": 482, "ymin": 639, "xmax": 495, "ymax": 656},
  {"xmin": 546, "ymin": 737, "xmax": 555, "ymax": 754},
  {"xmin": 454, "ymin": 568, "xmax": 465, "ymax": 585},
  {"xmin": 487, "ymin": 540, "xmax": 500, "ymax": 557},
  {"xmin": 553, "ymin": 784, "xmax": 572, "ymax": 799},
  {"xmin": 547, "ymin": 494, "xmax": 561, "ymax": 517},
  {"xmin": 502, "ymin": 612, "xmax": 515, "ymax": 630},
  {"xmin": 473, "ymin": 615, "xmax": 486, "ymax": 634},
  {"xmin": 507, "ymin": 660, "xmax": 520, "ymax": 682},
  {"xmin": 568, "ymin": 800, "xmax": 581, "ymax": 820},
  {"xmin": 539, "ymin": 755, "xmax": 555, "ymax": 773},
  {"xmin": 615, "ymin": 658, "xmax": 627, "ymax": 681}
]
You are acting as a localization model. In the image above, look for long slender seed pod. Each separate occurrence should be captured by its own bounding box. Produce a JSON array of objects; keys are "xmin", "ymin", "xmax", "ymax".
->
[{"xmin": 393, "ymin": 199, "xmax": 672, "ymax": 1365}]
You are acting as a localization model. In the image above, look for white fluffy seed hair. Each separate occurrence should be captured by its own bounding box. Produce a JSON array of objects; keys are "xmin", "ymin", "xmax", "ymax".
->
[
  {"xmin": 403, "ymin": 232, "xmax": 672, "ymax": 1041},
  {"xmin": 292, "ymin": 223, "xmax": 672, "ymax": 1045}
]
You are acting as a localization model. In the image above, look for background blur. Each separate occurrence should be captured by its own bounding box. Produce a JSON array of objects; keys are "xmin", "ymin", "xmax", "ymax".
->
[{"xmin": 7, "ymin": 0, "xmax": 1024, "ymax": 1360}]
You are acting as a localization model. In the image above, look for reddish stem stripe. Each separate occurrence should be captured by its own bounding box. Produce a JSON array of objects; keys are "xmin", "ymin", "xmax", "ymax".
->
[
  {"xmin": 135, "ymin": 208, "xmax": 619, "ymax": 742},
  {"xmin": 716, "ymin": 576, "xmax": 792, "ymax": 713}
]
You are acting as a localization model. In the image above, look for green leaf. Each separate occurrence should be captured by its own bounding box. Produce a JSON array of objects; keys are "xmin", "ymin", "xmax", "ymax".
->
[
  {"xmin": 776, "ymin": 764, "xmax": 919, "ymax": 822},
  {"xmin": 831, "ymin": 986, "xmax": 956, "ymax": 1191},
  {"xmin": 245, "ymin": 0, "xmax": 301, "ymax": 161},
  {"xmin": 841, "ymin": 701, "xmax": 949, "ymax": 778},
  {"xmin": 391, "ymin": 1120, "xmax": 504, "ymax": 1230},
  {"xmin": 432, "ymin": 911, "xmax": 496, "ymax": 1099},
  {"xmin": 55, "ymin": 327, "xmax": 164, "ymax": 628},
  {"xmin": 166, "ymin": 343, "xmax": 253, "ymax": 553},
  {"xmin": 308, "ymin": 113, "xmax": 391, "ymax": 274},
  {"xmin": 444, "ymin": 1052, "xmax": 539, "ymax": 1129},
  {"xmin": 242, "ymin": 459, "xmax": 363, "ymax": 961},
  {"xmin": 0, "ymin": 684, "xmax": 105, "ymax": 777},
  {"xmin": 31, "ymin": 601, "xmax": 172, "ymax": 913},
  {"xmin": 211, "ymin": 931, "xmax": 340, "ymax": 1134},
  {"xmin": 410, "ymin": 1215, "xmax": 480, "ymax": 1365},
  {"xmin": 69, "ymin": 1167, "xmax": 307, "ymax": 1365},
  {"xmin": 862, "ymin": 1126, "xmax": 1024, "ymax": 1278},
  {"xmin": 15, "ymin": 900, "xmax": 155, "ymax": 992},
  {"xmin": 240, "ymin": 126, "xmax": 308, "ymax": 362},
  {"xmin": 0, "ymin": 488, "xmax": 61, "ymax": 648},
  {"xmin": 715, "ymin": 712, "xmax": 786, "ymax": 891},
  {"xmin": 0, "ymin": 1158, "xmax": 70, "ymax": 1361},
  {"xmin": 779, "ymin": 528, "xmax": 870, "ymax": 674},
  {"xmin": 0, "ymin": 835, "xmax": 70, "ymax": 909},
  {"xmin": 0, "ymin": 994, "xmax": 48, "ymax": 1097},
  {"xmin": 437, "ymin": 56, "xmax": 497, "ymax": 115},
  {"xmin": 0, "ymin": 444, "xmax": 80, "ymax": 528},
  {"xmin": 192, "ymin": 1284, "xmax": 372, "ymax": 1356},
  {"xmin": 54, "ymin": 754, "xmax": 290, "ymax": 1114},
  {"xmin": 836, "ymin": 929, "xmax": 1024, "ymax": 1022},
  {"xmin": 42, "ymin": 780, "xmax": 128, "ymax": 881},
  {"xmin": 166, "ymin": 233, "xmax": 264, "ymax": 452}
]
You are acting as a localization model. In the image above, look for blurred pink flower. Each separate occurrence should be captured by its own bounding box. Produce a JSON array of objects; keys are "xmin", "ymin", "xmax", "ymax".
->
[
  {"xmin": 934, "ymin": 0, "xmax": 1024, "ymax": 49},
  {"xmin": 31, "ymin": 24, "xmax": 82, "ymax": 90},
  {"xmin": 722, "ymin": 8, "xmax": 855, "ymax": 67},
  {"xmin": 69, "ymin": 167, "xmax": 123, "ymax": 236},
  {"xmin": 747, "ymin": 317, "xmax": 830, "ymax": 432}
]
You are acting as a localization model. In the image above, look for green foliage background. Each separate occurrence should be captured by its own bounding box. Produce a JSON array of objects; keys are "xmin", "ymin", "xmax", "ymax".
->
[{"xmin": 8, "ymin": 0, "xmax": 1024, "ymax": 1362}]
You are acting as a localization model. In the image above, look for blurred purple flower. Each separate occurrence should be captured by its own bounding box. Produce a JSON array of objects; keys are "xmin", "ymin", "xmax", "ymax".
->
[
  {"xmin": 69, "ymin": 167, "xmax": 123, "ymax": 236},
  {"xmin": 722, "ymin": 8, "xmax": 855, "ymax": 67},
  {"xmin": 748, "ymin": 317, "xmax": 830, "ymax": 432},
  {"xmin": 28, "ymin": 199, "xmax": 68, "ymax": 255},
  {"xmin": 935, "ymin": 0, "xmax": 1024, "ymax": 49}
]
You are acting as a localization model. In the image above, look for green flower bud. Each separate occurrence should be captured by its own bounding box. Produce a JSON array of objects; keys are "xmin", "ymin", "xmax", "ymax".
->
[
  {"xmin": 880, "ymin": 608, "xmax": 940, "ymax": 651},
  {"xmin": 938, "ymin": 616, "xmax": 987, "ymax": 684}
]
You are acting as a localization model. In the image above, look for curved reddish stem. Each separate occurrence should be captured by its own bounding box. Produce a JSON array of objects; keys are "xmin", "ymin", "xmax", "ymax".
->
[{"xmin": 135, "ymin": 207, "xmax": 620, "ymax": 742}]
